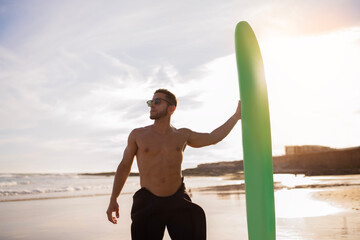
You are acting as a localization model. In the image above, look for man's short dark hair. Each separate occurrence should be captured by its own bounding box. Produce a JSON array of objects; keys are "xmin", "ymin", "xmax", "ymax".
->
[{"xmin": 154, "ymin": 89, "xmax": 177, "ymax": 107}]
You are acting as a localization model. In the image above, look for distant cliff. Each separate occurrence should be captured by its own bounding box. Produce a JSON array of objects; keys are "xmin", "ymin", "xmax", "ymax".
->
[
  {"xmin": 183, "ymin": 146, "xmax": 360, "ymax": 176},
  {"xmin": 273, "ymin": 146, "xmax": 360, "ymax": 175},
  {"xmin": 182, "ymin": 161, "xmax": 244, "ymax": 176}
]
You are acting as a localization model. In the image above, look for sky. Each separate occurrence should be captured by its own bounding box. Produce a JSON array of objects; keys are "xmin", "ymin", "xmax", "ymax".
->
[{"xmin": 0, "ymin": 0, "xmax": 359, "ymax": 173}]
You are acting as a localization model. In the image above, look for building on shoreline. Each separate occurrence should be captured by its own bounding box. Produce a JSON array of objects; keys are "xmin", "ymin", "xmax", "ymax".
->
[{"xmin": 285, "ymin": 145, "xmax": 333, "ymax": 155}]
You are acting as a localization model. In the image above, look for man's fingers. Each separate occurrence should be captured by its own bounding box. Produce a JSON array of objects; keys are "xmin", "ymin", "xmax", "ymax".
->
[
  {"xmin": 106, "ymin": 201, "xmax": 120, "ymax": 224},
  {"xmin": 106, "ymin": 211, "xmax": 113, "ymax": 222},
  {"xmin": 107, "ymin": 210, "xmax": 117, "ymax": 224}
]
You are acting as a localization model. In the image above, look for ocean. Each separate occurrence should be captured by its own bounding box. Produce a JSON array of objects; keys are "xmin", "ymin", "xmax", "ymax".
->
[
  {"xmin": 0, "ymin": 173, "xmax": 124, "ymax": 202},
  {"xmin": 1, "ymin": 173, "xmax": 360, "ymax": 202},
  {"xmin": 0, "ymin": 173, "xmax": 244, "ymax": 202}
]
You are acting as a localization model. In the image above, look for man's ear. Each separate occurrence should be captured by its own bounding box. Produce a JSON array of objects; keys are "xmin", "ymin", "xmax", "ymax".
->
[{"xmin": 170, "ymin": 105, "xmax": 176, "ymax": 113}]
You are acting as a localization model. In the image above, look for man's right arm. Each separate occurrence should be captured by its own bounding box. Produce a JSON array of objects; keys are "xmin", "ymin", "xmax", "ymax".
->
[
  {"xmin": 106, "ymin": 130, "xmax": 138, "ymax": 224},
  {"xmin": 186, "ymin": 101, "xmax": 241, "ymax": 148}
]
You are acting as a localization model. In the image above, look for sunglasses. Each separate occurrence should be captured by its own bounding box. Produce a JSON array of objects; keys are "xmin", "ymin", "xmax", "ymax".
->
[{"xmin": 146, "ymin": 98, "xmax": 172, "ymax": 107}]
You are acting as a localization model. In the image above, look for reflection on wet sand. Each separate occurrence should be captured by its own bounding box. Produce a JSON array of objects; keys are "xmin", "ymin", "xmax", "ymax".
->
[
  {"xmin": 275, "ymin": 189, "xmax": 342, "ymax": 218},
  {"xmin": 192, "ymin": 185, "xmax": 343, "ymax": 218}
]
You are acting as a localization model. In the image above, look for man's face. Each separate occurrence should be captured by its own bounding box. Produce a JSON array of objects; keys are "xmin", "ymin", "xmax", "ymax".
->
[{"xmin": 149, "ymin": 93, "xmax": 170, "ymax": 120}]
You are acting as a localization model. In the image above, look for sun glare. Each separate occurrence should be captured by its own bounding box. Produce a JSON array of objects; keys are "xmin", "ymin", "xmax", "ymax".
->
[{"xmin": 261, "ymin": 28, "xmax": 360, "ymax": 148}]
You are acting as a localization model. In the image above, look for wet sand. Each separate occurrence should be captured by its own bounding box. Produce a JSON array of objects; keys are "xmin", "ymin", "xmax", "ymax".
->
[
  {"xmin": 0, "ymin": 180, "xmax": 359, "ymax": 240},
  {"xmin": 312, "ymin": 187, "xmax": 360, "ymax": 211}
]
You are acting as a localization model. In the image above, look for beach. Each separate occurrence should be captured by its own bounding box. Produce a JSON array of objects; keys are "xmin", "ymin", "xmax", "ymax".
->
[{"xmin": 0, "ymin": 174, "xmax": 360, "ymax": 240}]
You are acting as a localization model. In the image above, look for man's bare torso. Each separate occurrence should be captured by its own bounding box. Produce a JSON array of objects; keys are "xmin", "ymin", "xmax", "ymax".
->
[{"xmin": 133, "ymin": 125, "xmax": 190, "ymax": 197}]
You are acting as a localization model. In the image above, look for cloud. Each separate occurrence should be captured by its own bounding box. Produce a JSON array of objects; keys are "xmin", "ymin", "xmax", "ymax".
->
[
  {"xmin": 177, "ymin": 91, "xmax": 204, "ymax": 110},
  {"xmin": 1, "ymin": 0, "xmax": 254, "ymax": 77},
  {"xmin": 1, "ymin": 0, "xmax": 360, "ymax": 172}
]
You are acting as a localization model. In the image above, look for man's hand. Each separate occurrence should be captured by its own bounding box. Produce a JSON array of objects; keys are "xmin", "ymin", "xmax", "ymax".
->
[
  {"xmin": 106, "ymin": 200, "xmax": 120, "ymax": 224},
  {"xmin": 234, "ymin": 100, "xmax": 241, "ymax": 120}
]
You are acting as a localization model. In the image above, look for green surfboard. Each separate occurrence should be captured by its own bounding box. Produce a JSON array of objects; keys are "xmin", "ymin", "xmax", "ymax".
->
[{"xmin": 235, "ymin": 21, "xmax": 276, "ymax": 240}]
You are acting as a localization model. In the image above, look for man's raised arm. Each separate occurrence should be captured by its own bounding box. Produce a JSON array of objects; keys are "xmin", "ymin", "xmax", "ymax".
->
[
  {"xmin": 187, "ymin": 101, "xmax": 241, "ymax": 148},
  {"xmin": 106, "ymin": 130, "xmax": 138, "ymax": 224}
]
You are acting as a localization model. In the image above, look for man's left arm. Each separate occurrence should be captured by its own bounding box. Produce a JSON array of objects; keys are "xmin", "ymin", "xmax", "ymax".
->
[{"xmin": 187, "ymin": 101, "xmax": 241, "ymax": 148}]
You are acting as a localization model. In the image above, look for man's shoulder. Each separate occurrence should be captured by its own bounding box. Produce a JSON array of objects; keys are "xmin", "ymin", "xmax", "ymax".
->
[
  {"xmin": 130, "ymin": 126, "xmax": 152, "ymax": 135},
  {"xmin": 175, "ymin": 127, "xmax": 192, "ymax": 135}
]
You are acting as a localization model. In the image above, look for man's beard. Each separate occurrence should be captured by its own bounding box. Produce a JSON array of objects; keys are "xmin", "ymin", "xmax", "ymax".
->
[{"xmin": 150, "ymin": 107, "xmax": 168, "ymax": 120}]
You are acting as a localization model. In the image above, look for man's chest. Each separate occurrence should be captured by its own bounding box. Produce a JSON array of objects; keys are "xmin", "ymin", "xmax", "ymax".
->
[{"xmin": 136, "ymin": 132, "xmax": 187, "ymax": 155}]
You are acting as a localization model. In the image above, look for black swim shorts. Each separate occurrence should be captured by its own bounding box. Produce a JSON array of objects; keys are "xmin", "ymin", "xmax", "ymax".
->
[{"xmin": 131, "ymin": 182, "xmax": 206, "ymax": 240}]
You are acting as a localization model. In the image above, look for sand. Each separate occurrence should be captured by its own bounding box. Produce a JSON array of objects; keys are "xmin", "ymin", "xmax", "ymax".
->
[
  {"xmin": 0, "ymin": 192, "xmax": 248, "ymax": 240},
  {"xmin": 312, "ymin": 187, "xmax": 360, "ymax": 211}
]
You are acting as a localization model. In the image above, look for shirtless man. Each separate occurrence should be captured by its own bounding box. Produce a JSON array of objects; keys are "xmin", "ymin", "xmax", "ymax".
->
[{"xmin": 106, "ymin": 89, "xmax": 241, "ymax": 239}]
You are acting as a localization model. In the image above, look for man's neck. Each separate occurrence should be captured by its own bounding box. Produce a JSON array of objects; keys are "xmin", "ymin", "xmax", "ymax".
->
[{"xmin": 152, "ymin": 118, "xmax": 172, "ymax": 134}]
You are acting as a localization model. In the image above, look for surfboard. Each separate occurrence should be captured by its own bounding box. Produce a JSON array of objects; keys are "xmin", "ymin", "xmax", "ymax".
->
[{"xmin": 234, "ymin": 21, "xmax": 276, "ymax": 240}]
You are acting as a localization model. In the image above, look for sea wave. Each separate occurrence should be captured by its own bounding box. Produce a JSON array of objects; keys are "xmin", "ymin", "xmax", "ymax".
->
[
  {"xmin": 0, "ymin": 181, "xmax": 18, "ymax": 187},
  {"xmin": 0, "ymin": 184, "xmax": 112, "ymax": 197},
  {"xmin": 0, "ymin": 174, "xmax": 139, "ymax": 202}
]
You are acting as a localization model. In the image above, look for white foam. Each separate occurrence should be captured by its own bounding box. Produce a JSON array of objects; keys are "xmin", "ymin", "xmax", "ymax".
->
[{"xmin": 0, "ymin": 181, "xmax": 18, "ymax": 187}]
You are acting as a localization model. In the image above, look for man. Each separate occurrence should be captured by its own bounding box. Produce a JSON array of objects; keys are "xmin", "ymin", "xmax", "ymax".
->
[{"xmin": 106, "ymin": 89, "xmax": 241, "ymax": 239}]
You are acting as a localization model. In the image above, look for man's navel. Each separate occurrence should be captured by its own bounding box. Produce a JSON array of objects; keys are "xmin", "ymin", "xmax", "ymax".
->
[
  {"xmin": 144, "ymin": 147, "xmax": 149, "ymax": 153},
  {"xmin": 176, "ymin": 147, "xmax": 181, "ymax": 152}
]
